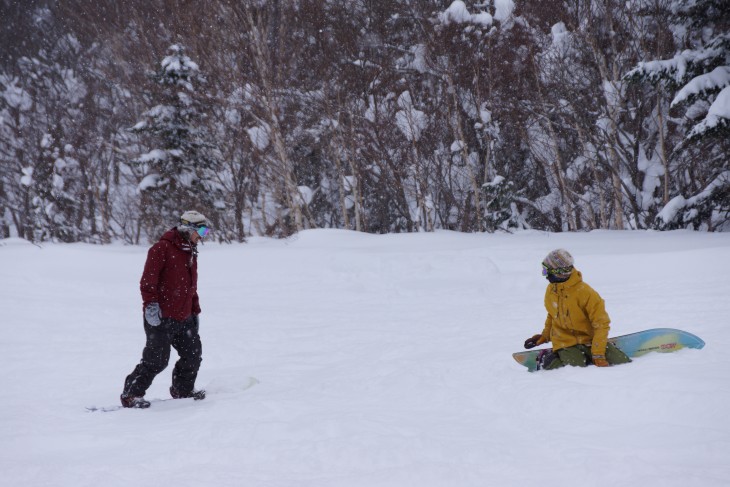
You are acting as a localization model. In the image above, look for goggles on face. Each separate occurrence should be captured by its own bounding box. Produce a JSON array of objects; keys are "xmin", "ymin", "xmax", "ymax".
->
[
  {"xmin": 195, "ymin": 225, "xmax": 210, "ymax": 238},
  {"xmin": 542, "ymin": 263, "xmax": 572, "ymax": 276}
]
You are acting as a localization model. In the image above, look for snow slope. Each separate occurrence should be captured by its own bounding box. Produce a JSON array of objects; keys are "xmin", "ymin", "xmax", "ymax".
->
[{"xmin": 2, "ymin": 229, "xmax": 729, "ymax": 486}]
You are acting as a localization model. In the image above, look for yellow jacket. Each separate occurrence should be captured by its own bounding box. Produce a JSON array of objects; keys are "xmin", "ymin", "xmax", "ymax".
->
[{"xmin": 540, "ymin": 269, "xmax": 610, "ymax": 356}]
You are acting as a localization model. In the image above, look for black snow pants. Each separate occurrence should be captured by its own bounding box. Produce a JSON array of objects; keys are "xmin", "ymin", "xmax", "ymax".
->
[{"xmin": 123, "ymin": 315, "xmax": 202, "ymax": 397}]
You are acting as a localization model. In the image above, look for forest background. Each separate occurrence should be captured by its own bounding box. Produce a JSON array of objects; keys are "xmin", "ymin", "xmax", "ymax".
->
[{"xmin": 1, "ymin": 0, "xmax": 728, "ymax": 243}]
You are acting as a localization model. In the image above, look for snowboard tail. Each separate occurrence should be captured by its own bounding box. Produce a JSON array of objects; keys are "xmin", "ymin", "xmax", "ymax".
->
[{"xmin": 512, "ymin": 328, "xmax": 705, "ymax": 372}]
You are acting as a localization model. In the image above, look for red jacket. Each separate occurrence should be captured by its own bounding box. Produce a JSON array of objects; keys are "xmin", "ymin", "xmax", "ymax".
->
[{"xmin": 140, "ymin": 228, "xmax": 201, "ymax": 321}]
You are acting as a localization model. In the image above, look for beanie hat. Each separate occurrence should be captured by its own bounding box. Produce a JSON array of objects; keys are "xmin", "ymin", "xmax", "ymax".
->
[{"xmin": 542, "ymin": 248, "xmax": 574, "ymax": 278}]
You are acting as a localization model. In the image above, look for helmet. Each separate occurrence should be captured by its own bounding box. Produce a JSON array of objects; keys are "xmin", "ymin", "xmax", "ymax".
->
[
  {"xmin": 178, "ymin": 210, "xmax": 211, "ymax": 238},
  {"xmin": 180, "ymin": 210, "xmax": 209, "ymax": 227}
]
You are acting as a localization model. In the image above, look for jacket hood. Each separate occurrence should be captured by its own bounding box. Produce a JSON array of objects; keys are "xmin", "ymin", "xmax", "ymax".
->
[{"xmin": 161, "ymin": 228, "xmax": 195, "ymax": 252}]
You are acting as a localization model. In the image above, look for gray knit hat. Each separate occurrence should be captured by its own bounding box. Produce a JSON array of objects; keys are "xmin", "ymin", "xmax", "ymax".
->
[{"xmin": 542, "ymin": 248, "xmax": 574, "ymax": 278}]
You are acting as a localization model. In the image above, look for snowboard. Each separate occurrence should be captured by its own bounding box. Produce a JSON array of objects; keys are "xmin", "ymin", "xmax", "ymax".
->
[
  {"xmin": 512, "ymin": 328, "xmax": 705, "ymax": 372},
  {"xmin": 86, "ymin": 376, "xmax": 260, "ymax": 412}
]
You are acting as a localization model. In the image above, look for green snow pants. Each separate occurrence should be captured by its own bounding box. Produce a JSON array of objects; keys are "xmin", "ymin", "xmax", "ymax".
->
[{"xmin": 542, "ymin": 343, "xmax": 631, "ymax": 370}]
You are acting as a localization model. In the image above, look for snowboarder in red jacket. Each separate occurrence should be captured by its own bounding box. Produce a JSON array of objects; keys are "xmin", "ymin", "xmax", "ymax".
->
[{"xmin": 120, "ymin": 211, "xmax": 211, "ymax": 408}]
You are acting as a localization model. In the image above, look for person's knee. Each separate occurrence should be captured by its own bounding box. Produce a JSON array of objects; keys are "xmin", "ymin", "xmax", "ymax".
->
[
  {"xmin": 142, "ymin": 347, "xmax": 170, "ymax": 374},
  {"xmin": 606, "ymin": 343, "xmax": 632, "ymax": 365},
  {"xmin": 558, "ymin": 346, "xmax": 589, "ymax": 367}
]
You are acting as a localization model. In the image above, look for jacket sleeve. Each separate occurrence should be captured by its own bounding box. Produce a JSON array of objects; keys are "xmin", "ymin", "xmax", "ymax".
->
[
  {"xmin": 584, "ymin": 286, "xmax": 611, "ymax": 356},
  {"xmin": 541, "ymin": 287, "xmax": 553, "ymax": 343},
  {"xmin": 541, "ymin": 314, "xmax": 553, "ymax": 343},
  {"xmin": 191, "ymin": 253, "xmax": 201, "ymax": 315},
  {"xmin": 140, "ymin": 242, "xmax": 167, "ymax": 308}
]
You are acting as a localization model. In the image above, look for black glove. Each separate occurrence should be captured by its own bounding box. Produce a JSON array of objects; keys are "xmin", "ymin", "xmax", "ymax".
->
[
  {"xmin": 145, "ymin": 302, "xmax": 161, "ymax": 326},
  {"xmin": 192, "ymin": 314, "xmax": 199, "ymax": 327},
  {"xmin": 524, "ymin": 334, "xmax": 546, "ymax": 349}
]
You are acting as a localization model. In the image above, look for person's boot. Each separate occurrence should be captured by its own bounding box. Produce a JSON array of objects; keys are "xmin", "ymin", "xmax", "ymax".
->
[
  {"xmin": 120, "ymin": 393, "xmax": 151, "ymax": 408},
  {"xmin": 170, "ymin": 386, "xmax": 205, "ymax": 400}
]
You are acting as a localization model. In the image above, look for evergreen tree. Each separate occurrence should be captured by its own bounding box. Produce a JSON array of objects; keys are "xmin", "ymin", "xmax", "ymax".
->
[
  {"xmin": 1, "ymin": 39, "xmax": 90, "ymax": 242},
  {"xmin": 482, "ymin": 175, "xmax": 526, "ymax": 232},
  {"xmin": 625, "ymin": 0, "xmax": 729, "ymax": 230},
  {"xmin": 625, "ymin": 1, "xmax": 729, "ymax": 140},
  {"xmin": 130, "ymin": 44, "xmax": 223, "ymax": 241}
]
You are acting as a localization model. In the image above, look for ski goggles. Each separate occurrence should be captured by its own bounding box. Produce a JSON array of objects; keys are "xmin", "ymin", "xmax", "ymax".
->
[
  {"xmin": 195, "ymin": 225, "xmax": 210, "ymax": 238},
  {"xmin": 542, "ymin": 263, "xmax": 573, "ymax": 276}
]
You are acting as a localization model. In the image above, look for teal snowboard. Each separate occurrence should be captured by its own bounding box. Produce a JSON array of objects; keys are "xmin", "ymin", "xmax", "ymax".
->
[{"xmin": 512, "ymin": 328, "xmax": 705, "ymax": 372}]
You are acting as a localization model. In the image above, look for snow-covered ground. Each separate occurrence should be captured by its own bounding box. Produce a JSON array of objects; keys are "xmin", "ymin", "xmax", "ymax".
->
[{"xmin": 3, "ymin": 229, "xmax": 730, "ymax": 486}]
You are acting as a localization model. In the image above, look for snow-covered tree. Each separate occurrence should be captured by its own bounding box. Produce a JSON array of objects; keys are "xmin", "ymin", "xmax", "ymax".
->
[
  {"xmin": 0, "ymin": 29, "xmax": 93, "ymax": 242},
  {"xmin": 483, "ymin": 175, "xmax": 526, "ymax": 231},
  {"xmin": 2, "ymin": 0, "xmax": 727, "ymax": 239},
  {"xmin": 625, "ymin": 0, "xmax": 729, "ymax": 230},
  {"xmin": 626, "ymin": 2, "xmax": 730, "ymax": 140},
  {"xmin": 129, "ymin": 44, "xmax": 223, "ymax": 240}
]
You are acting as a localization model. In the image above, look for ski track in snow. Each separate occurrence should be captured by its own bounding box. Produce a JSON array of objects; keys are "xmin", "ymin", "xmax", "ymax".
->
[{"xmin": 2, "ymin": 229, "xmax": 730, "ymax": 486}]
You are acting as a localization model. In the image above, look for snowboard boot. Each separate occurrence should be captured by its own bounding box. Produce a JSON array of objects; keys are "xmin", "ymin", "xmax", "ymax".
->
[
  {"xmin": 120, "ymin": 393, "xmax": 151, "ymax": 409},
  {"xmin": 170, "ymin": 386, "xmax": 206, "ymax": 401}
]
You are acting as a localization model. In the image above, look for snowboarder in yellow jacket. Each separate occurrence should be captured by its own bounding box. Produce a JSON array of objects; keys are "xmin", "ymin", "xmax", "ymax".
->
[{"xmin": 523, "ymin": 249, "xmax": 631, "ymax": 370}]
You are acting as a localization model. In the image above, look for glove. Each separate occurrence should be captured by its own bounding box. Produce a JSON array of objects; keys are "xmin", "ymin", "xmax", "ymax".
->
[
  {"xmin": 524, "ymin": 334, "xmax": 547, "ymax": 349},
  {"xmin": 592, "ymin": 354, "xmax": 610, "ymax": 367},
  {"xmin": 145, "ymin": 302, "xmax": 161, "ymax": 326},
  {"xmin": 192, "ymin": 314, "xmax": 199, "ymax": 327}
]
